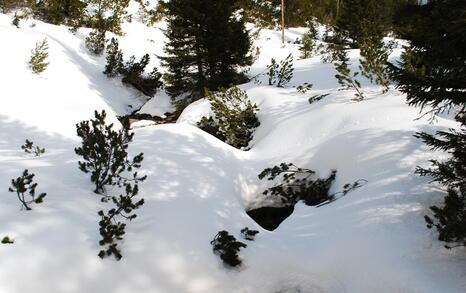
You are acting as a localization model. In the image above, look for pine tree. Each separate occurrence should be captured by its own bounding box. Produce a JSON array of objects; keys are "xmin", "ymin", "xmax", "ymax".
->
[
  {"xmin": 75, "ymin": 110, "xmax": 146, "ymax": 196},
  {"xmin": 336, "ymin": 0, "xmax": 393, "ymax": 92},
  {"xmin": 390, "ymin": 0, "xmax": 466, "ymax": 248},
  {"xmin": 300, "ymin": 30, "xmax": 316, "ymax": 59},
  {"xmin": 39, "ymin": 0, "xmax": 87, "ymax": 25},
  {"xmin": 121, "ymin": 54, "xmax": 163, "ymax": 97},
  {"xmin": 8, "ymin": 169, "xmax": 47, "ymax": 210},
  {"xmin": 161, "ymin": 0, "xmax": 252, "ymax": 101},
  {"xmin": 206, "ymin": 87, "xmax": 260, "ymax": 149},
  {"xmin": 104, "ymin": 38, "xmax": 124, "ymax": 77},
  {"xmin": 29, "ymin": 38, "xmax": 49, "ymax": 74}
]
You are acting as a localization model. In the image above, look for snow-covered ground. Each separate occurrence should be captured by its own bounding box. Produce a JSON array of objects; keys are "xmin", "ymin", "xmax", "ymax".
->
[{"xmin": 1, "ymin": 4, "xmax": 465, "ymax": 293}]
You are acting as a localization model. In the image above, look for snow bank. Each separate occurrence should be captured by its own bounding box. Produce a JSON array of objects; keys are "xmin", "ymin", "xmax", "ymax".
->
[{"xmin": 0, "ymin": 6, "xmax": 465, "ymax": 293}]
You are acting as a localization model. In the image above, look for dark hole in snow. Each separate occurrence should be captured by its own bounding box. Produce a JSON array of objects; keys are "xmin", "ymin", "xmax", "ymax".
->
[{"xmin": 246, "ymin": 205, "xmax": 294, "ymax": 231}]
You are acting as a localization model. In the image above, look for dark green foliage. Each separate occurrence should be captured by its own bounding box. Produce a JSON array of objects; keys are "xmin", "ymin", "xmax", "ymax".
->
[
  {"xmin": 29, "ymin": 38, "xmax": 49, "ymax": 74},
  {"xmin": 206, "ymin": 87, "xmax": 260, "ymax": 149},
  {"xmin": 1, "ymin": 236, "xmax": 14, "ymax": 244},
  {"xmin": 121, "ymin": 54, "xmax": 163, "ymax": 97},
  {"xmin": 425, "ymin": 187, "xmax": 465, "ymax": 249},
  {"xmin": 75, "ymin": 110, "xmax": 146, "ymax": 195},
  {"xmin": 161, "ymin": 0, "xmax": 252, "ymax": 101},
  {"xmin": 267, "ymin": 54, "xmax": 294, "ymax": 88},
  {"xmin": 300, "ymin": 30, "xmax": 316, "ymax": 59},
  {"xmin": 296, "ymin": 83, "xmax": 313, "ymax": 94},
  {"xmin": 12, "ymin": 13, "xmax": 20, "ymax": 28},
  {"xmin": 21, "ymin": 139, "xmax": 45, "ymax": 157},
  {"xmin": 332, "ymin": 39, "xmax": 365, "ymax": 101},
  {"xmin": 415, "ymin": 112, "xmax": 466, "ymax": 248},
  {"xmin": 85, "ymin": 29, "xmax": 106, "ymax": 55},
  {"xmin": 389, "ymin": 0, "xmax": 466, "ymax": 249},
  {"xmin": 266, "ymin": 58, "xmax": 279, "ymax": 86},
  {"xmin": 333, "ymin": 0, "xmax": 393, "ymax": 93},
  {"xmin": 104, "ymin": 38, "xmax": 124, "ymax": 78},
  {"xmin": 258, "ymin": 163, "xmax": 337, "ymax": 206},
  {"xmin": 86, "ymin": 0, "xmax": 130, "ymax": 35},
  {"xmin": 197, "ymin": 116, "xmax": 225, "ymax": 142},
  {"xmin": 240, "ymin": 227, "xmax": 259, "ymax": 241},
  {"xmin": 211, "ymin": 230, "xmax": 247, "ymax": 267},
  {"xmin": 38, "ymin": 0, "xmax": 87, "ymax": 26},
  {"xmin": 8, "ymin": 169, "xmax": 46, "ymax": 211},
  {"xmin": 98, "ymin": 182, "xmax": 144, "ymax": 260},
  {"xmin": 390, "ymin": 0, "xmax": 466, "ymax": 113},
  {"xmin": 308, "ymin": 93, "xmax": 329, "ymax": 104}
]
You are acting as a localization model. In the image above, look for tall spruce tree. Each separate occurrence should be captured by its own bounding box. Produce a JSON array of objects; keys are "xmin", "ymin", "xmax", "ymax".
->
[
  {"xmin": 161, "ymin": 0, "xmax": 252, "ymax": 101},
  {"xmin": 390, "ymin": 0, "xmax": 466, "ymax": 248}
]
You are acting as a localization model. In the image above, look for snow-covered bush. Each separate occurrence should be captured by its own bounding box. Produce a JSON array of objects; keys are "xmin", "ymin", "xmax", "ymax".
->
[
  {"xmin": 1, "ymin": 236, "xmax": 14, "ymax": 244},
  {"xmin": 266, "ymin": 54, "xmax": 294, "ymax": 88},
  {"xmin": 197, "ymin": 116, "xmax": 225, "ymax": 142},
  {"xmin": 8, "ymin": 169, "xmax": 47, "ymax": 210},
  {"xmin": 98, "ymin": 182, "xmax": 144, "ymax": 260},
  {"xmin": 85, "ymin": 29, "xmax": 106, "ymax": 55},
  {"xmin": 259, "ymin": 163, "xmax": 337, "ymax": 206},
  {"xmin": 21, "ymin": 139, "xmax": 45, "ymax": 157},
  {"xmin": 204, "ymin": 87, "xmax": 260, "ymax": 149},
  {"xmin": 300, "ymin": 30, "xmax": 316, "ymax": 59},
  {"xmin": 121, "ymin": 54, "xmax": 163, "ymax": 97},
  {"xmin": 103, "ymin": 38, "xmax": 124, "ymax": 78},
  {"xmin": 75, "ymin": 110, "xmax": 146, "ymax": 196},
  {"xmin": 240, "ymin": 227, "xmax": 259, "ymax": 241},
  {"xmin": 259, "ymin": 163, "xmax": 366, "ymax": 207},
  {"xmin": 211, "ymin": 230, "xmax": 247, "ymax": 267},
  {"xmin": 29, "ymin": 38, "xmax": 49, "ymax": 74}
]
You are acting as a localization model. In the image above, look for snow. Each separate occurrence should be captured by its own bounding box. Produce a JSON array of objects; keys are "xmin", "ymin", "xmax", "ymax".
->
[{"xmin": 1, "ymin": 5, "xmax": 465, "ymax": 293}]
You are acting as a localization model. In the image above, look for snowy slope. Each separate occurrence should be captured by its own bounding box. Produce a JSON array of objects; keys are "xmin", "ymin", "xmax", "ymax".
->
[{"xmin": 1, "ymin": 6, "xmax": 465, "ymax": 293}]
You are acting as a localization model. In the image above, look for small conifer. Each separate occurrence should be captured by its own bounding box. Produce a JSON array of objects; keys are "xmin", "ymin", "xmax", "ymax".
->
[{"xmin": 29, "ymin": 39, "xmax": 49, "ymax": 74}]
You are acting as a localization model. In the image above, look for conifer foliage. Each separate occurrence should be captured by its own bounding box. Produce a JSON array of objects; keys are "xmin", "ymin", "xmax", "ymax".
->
[
  {"xmin": 203, "ymin": 87, "xmax": 260, "ymax": 149},
  {"xmin": 29, "ymin": 38, "xmax": 49, "ymax": 74},
  {"xmin": 267, "ymin": 54, "xmax": 294, "ymax": 87},
  {"xmin": 21, "ymin": 139, "xmax": 45, "ymax": 157},
  {"xmin": 390, "ymin": 0, "xmax": 466, "ymax": 248},
  {"xmin": 211, "ymin": 231, "xmax": 247, "ymax": 267},
  {"xmin": 103, "ymin": 38, "xmax": 124, "ymax": 78},
  {"xmin": 75, "ymin": 110, "xmax": 146, "ymax": 196},
  {"xmin": 98, "ymin": 182, "xmax": 144, "ymax": 260},
  {"xmin": 161, "ymin": 0, "xmax": 252, "ymax": 101},
  {"xmin": 8, "ymin": 169, "xmax": 47, "ymax": 211}
]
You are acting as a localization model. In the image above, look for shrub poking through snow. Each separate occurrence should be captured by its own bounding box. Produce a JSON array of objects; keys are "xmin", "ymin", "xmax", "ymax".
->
[
  {"xmin": 104, "ymin": 38, "xmax": 124, "ymax": 78},
  {"xmin": 300, "ymin": 30, "xmax": 316, "ymax": 59},
  {"xmin": 197, "ymin": 116, "xmax": 225, "ymax": 142},
  {"xmin": 29, "ymin": 38, "xmax": 49, "ymax": 74},
  {"xmin": 296, "ymin": 83, "xmax": 313, "ymax": 94},
  {"xmin": 259, "ymin": 163, "xmax": 337, "ymax": 206},
  {"xmin": 204, "ymin": 87, "xmax": 260, "ymax": 149},
  {"xmin": 267, "ymin": 54, "xmax": 294, "ymax": 87},
  {"xmin": 211, "ymin": 230, "xmax": 247, "ymax": 267},
  {"xmin": 12, "ymin": 13, "xmax": 20, "ymax": 28},
  {"xmin": 121, "ymin": 54, "xmax": 163, "ymax": 97},
  {"xmin": 8, "ymin": 169, "xmax": 47, "ymax": 210},
  {"xmin": 75, "ymin": 110, "xmax": 146, "ymax": 196},
  {"xmin": 240, "ymin": 227, "xmax": 259, "ymax": 241},
  {"xmin": 259, "ymin": 163, "xmax": 366, "ymax": 207},
  {"xmin": 98, "ymin": 182, "xmax": 144, "ymax": 260},
  {"xmin": 85, "ymin": 29, "xmax": 106, "ymax": 55},
  {"xmin": 1, "ymin": 236, "xmax": 14, "ymax": 244},
  {"xmin": 333, "ymin": 43, "xmax": 365, "ymax": 102},
  {"xmin": 308, "ymin": 93, "xmax": 330, "ymax": 104},
  {"xmin": 21, "ymin": 139, "xmax": 45, "ymax": 157}
]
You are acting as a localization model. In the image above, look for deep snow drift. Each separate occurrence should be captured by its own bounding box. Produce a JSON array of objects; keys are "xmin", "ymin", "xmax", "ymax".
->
[{"xmin": 0, "ymin": 6, "xmax": 465, "ymax": 293}]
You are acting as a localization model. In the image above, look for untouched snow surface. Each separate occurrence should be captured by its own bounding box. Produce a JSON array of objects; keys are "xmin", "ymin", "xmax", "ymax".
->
[{"xmin": 1, "ymin": 7, "xmax": 465, "ymax": 293}]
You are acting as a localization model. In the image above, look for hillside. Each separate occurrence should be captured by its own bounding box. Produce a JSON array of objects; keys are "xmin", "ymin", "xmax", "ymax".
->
[{"xmin": 0, "ymin": 5, "xmax": 465, "ymax": 293}]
